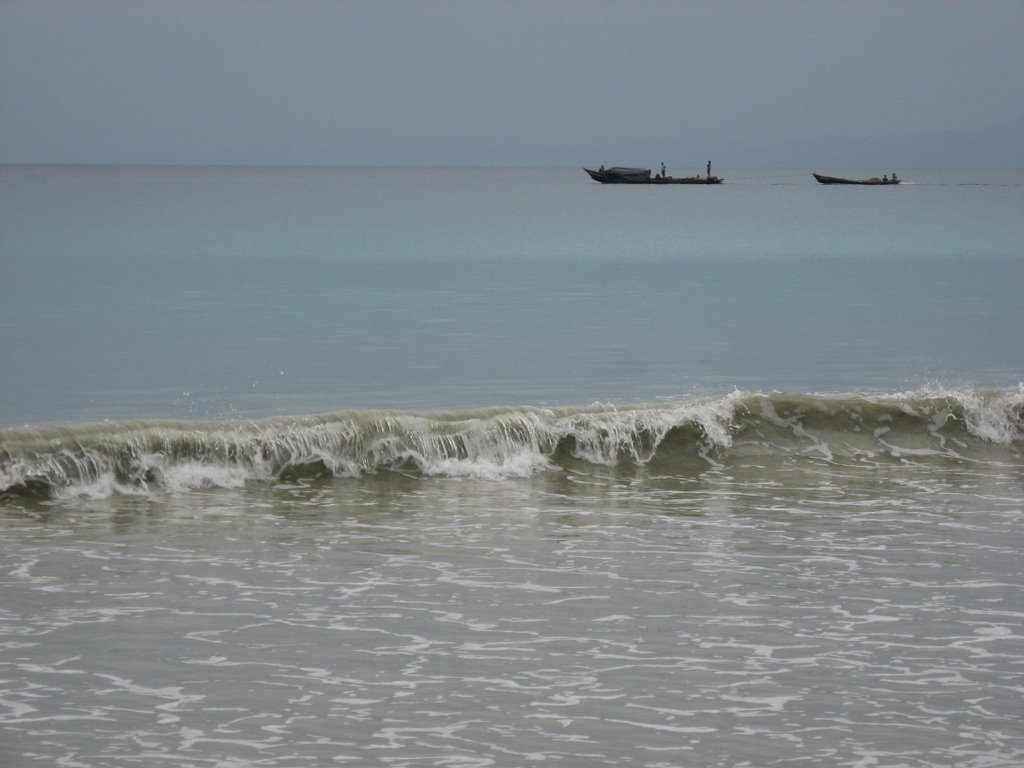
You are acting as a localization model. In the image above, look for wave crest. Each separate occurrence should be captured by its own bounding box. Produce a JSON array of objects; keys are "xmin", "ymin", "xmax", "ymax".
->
[{"xmin": 1, "ymin": 387, "xmax": 1020, "ymax": 499}]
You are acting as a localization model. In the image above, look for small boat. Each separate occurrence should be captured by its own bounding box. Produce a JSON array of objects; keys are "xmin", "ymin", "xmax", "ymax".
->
[
  {"xmin": 813, "ymin": 173, "xmax": 900, "ymax": 185},
  {"xmin": 585, "ymin": 167, "xmax": 722, "ymax": 185}
]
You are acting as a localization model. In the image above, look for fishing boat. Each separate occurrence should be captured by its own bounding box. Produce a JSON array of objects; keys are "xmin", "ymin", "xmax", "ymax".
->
[
  {"xmin": 813, "ymin": 173, "xmax": 900, "ymax": 185},
  {"xmin": 584, "ymin": 167, "xmax": 722, "ymax": 184}
]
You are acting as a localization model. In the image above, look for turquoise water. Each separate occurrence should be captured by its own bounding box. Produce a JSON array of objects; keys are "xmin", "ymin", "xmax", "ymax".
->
[
  {"xmin": 1, "ymin": 166, "xmax": 1021, "ymax": 424},
  {"xmin": 1, "ymin": 165, "xmax": 1022, "ymax": 767}
]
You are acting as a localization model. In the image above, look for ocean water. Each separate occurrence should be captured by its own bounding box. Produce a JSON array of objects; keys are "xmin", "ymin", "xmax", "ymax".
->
[{"xmin": 1, "ymin": 165, "xmax": 1023, "ymax": 767}]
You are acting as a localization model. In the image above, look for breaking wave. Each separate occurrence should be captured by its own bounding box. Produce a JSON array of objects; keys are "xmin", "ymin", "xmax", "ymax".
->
[{"xmin": 1, "ymin": 387, "xmax": 1021, "ymax": 500}]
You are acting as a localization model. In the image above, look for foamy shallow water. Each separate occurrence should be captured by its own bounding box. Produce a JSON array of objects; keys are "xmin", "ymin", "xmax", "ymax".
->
[{"xmin": 2, "ymin": 449, "xmax": 1022, "ymax": 767}]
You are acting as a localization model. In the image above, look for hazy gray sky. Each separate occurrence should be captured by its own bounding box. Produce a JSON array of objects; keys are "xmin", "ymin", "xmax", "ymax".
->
[{"xmin": 2, "ymin": 0, "xmax": 1022, "ymax": 166}]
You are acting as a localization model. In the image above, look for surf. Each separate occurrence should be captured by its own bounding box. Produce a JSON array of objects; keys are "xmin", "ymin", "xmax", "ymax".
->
[{"xmin": 2, "ymin": 387, "xmax": 1021, "ymax": 500}]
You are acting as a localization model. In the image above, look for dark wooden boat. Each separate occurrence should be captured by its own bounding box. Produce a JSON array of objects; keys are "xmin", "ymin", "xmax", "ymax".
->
[
  {"xmin": 813, "ymin": 173, "xmax": 900, "ymax": 185},
  {"xmin": 585, "ymin": 167, "xmax": 722, "ymax": 185}
]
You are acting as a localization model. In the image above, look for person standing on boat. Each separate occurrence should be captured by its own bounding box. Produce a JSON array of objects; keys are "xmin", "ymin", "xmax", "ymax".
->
[
  {"xmin": 661, "ymin": 162, "xmax": 666, "ymax": 178},
  {"xmin": 706, "ymin": 161, "xmax": 711, "ymax": 179}
]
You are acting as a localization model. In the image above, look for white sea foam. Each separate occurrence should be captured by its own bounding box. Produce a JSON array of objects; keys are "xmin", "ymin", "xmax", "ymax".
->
[
  {"xmin": 159, "ymin": 461, "xmax": 255, "ymax": 492},
  {"xmin": 958, "ymin": 384, "xmax": 1024, "ymax": 444},
  {"xmin": 419, "ymin": 450, "xmax": 554, "ymax": 480}
]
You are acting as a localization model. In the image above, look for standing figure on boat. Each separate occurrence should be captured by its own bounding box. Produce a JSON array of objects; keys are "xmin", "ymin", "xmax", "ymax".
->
[{"xmin": 706, "ymin": 161, "xmax": 711, "ymax": 179}]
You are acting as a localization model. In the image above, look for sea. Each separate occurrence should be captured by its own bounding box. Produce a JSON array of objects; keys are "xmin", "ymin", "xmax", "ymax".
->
[{"xmin": 1, "ymin": 164, "xmax": 1022, "ymax": 768}]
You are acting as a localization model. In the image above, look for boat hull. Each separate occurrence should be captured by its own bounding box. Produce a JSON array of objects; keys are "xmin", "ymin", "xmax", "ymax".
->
[
  {"xmin": 813, "ymin": 173, "xmax": 900, "ymax": 185},
  {"xmin": 585, "ymin": 168, "xmax": 722, "ymax": 184}
]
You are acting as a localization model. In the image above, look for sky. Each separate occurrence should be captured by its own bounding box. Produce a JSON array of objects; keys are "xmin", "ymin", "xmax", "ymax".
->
[{"xmin": 1, "ymin": 0, "xmax": 1022, "ymax": 167}]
